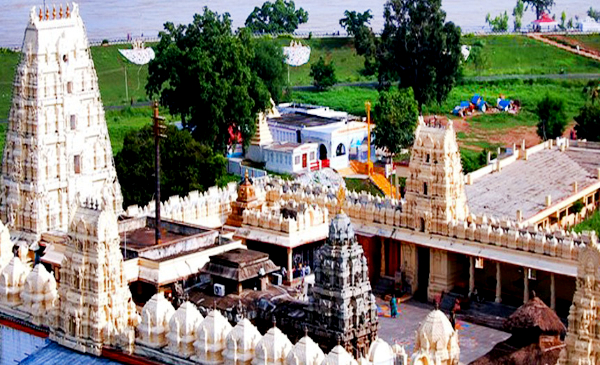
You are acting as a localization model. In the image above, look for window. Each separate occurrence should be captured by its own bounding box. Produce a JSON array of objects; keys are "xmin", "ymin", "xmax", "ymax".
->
[
  {"xmin": 336, "ymin": 143, "xmax": 346, "ymax": 156},
  {"xmin": 294, "ymin": 156, "xmax": 300, "ymax": 165},
  {"xmin": 74, "ymin": 155, "xmax": 81, "ymax": 174},
  {"xmin": 423, "ymin": 182, "xmax": 428, "ymax": 196},
  {"xmin": 70, "ymin": 114, "xmax": 77, "ymax": 130},
  {"xmin": 475, "ymin": 257, "xmax": 484, "ymax": 269},
  {"xmin": 310, "ymin": 152, "xmax": 315, "ymax": 161},
  {"xmin": 426, "ymin": 154, "xmax": 430, "ymax": 163}
]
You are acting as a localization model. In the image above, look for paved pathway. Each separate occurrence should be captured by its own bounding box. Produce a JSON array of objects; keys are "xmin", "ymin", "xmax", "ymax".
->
[{"xmin": 376, "ymin": 299, "xmax": 510, "ymax": 365}]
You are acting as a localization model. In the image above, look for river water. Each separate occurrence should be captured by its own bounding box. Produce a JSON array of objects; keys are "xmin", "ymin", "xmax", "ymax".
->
[{"xmin": 0, "ymin": 0, "xmax": 595, "ymax": 47}]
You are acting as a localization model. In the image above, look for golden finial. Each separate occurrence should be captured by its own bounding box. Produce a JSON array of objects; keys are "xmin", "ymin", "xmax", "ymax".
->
[
  {"xmin": 39, "ymin": 8, "xmax": 43, "ymax": 21},
  {"xmin": 59, "ymin": 5, "xmax": 63, "ymax": 19},
  {"xmin": 66, "ymin": 4, "xmax": 70, "ymax": 18},
  {"xmin": 52, "ymin": 6, "xmax": 56, "ymax": 19},
  {"xmin": 336, "ymin": 186, "xmax": 346, "ymax": 215},
  {"xmin": 45, "ymin": 7, "xmax": 49, "ymax": 20},
  {"xmin": 244, "ymin": 169, "xmax": 249, "ymax": 181}
]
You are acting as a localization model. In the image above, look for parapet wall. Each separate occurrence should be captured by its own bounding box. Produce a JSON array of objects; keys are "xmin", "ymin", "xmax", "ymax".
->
[{"xmin": 242, "ymin": 200, "xmax": 329, "ymax": 233}]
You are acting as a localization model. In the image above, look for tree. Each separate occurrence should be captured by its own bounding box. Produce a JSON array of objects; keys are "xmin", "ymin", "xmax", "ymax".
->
[
  {"xmin": 486, "ymin": 11, "xmax": 509, "ymax": 32},
  {"xmin": 245, "ymin": 0, "xmax": 308, "ymax": 34},
  {"xmin": 588, "ymin": 7, "xmax": 600, "ymax": 22},
  {"xmin": 513, "ymin": 0, "xmax": 525, "ymax": 31},
  {"xmin": 560, "ymin": 11, "xmax": 567, "ymax": 30},
  {"xmin": 146, "ymin": 8, "xmax": 271, "ymax": 155},
  {"xmin": 115, "ymin": 124, "xmax": 227, "ymax": 207},
  {"xmin": 373, "ymin": 87, "xmax": 419, "ymax": 159},
  {"xmin": 536, "ymin": 95, "xmax": 567, "ymax": 141},
  {"xmin": 340, "ymin": 10, "xmax": 378, "ymax": 74},
  {"xmin": 524, "ymin": 0, "xmax": 555, "ymax": 20},
  {"xmin": 251, "ymin": 38, "xmax": 287, "ymax": 102},
  {"xmin": 574, "ymin": 104, "xmax": 600, "ymax": 142},
  {"xmin": 310, "ymin": 57, "xmax": 337, "ymax": 90},
  {"xmin": 377, "ymin": 0, "xmax": 462, "ymax": 108}
]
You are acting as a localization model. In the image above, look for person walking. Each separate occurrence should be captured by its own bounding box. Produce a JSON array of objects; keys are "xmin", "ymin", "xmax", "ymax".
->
[{"xmin": 390, "ymin": 295, "xmax": 398, "ymax": 318}]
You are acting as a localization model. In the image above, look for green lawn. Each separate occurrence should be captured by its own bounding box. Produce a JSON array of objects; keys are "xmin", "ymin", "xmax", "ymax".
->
[
  {"xmin": 0, "ymin": 49, "xmax": 20, "ymax": 120},
  {"xmin": 345, "ymin": 177, "xmax": 384, "ymax": 197},
  {"xmin": 461, "ymin": 35, "xmax": 600, "ymax": 77},
  {"xmin": 91, "ymin": 44, "xmax": 152, "ymax": 107},
  {"xmin": 568, "ymin": 34, "xmax": 600, "ymax": 53}
]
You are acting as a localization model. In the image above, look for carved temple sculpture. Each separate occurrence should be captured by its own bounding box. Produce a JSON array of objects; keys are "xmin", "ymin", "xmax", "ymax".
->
[
  {"xmin": 559, "ymin": 237, "xmax": 600, "ymax": 364},
  {"xmin": 0, "ymin": 2, "xmax": 123, "ymax": 244},
  {"xmin": 50, "ymin": 200, "xmax": 140, "ymax": 355}
]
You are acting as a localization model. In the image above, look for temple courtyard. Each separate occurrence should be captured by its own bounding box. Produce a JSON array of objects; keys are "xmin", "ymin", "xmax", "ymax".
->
[{"xmin": 376, "ymin": 299, "xmax": 511, "ymax": 364}]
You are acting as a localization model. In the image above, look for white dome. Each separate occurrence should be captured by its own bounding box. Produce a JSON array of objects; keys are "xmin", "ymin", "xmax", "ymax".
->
[
  {"xmin": 322, "ymin": 344, "xmax": 359, "ymax": 365},
  {"xmin": 223, "ymin": 318, "xmax": 262, "ymax": 362},
  {"xmin": 169, "ymin": 301, "xmax": 204, "ymax": 337},
  {"xmin": 252, "ymin": 326, "xmax": 293, "ymax": 364},
  {"xmin": 23, "ymin": 264, "xmax": 56, "ymax": 296},
  {"xmin": 414, "ymin": 309, "xmax": 460, "ymax": 364},
  {"xmin": 416, "ymin": 309, "xmax": 454, "ymax": 349},
  {"xmin": 367, "ymin": 338, "xmax": 394, "ymax": 364},
  {"xmin": 286, "ymin": 334, "xmax": 325, "ymax": 365},
  {"xmin": 0, "ymin": 256, "xmax": 29, "ymax": 287},
  {"xmin": 139, "ymin": 293, "xmax": 176, "ymax": 329},
  {"xmin": 196, "ymin": 308, "xmax": 233, "ymax": 345}
]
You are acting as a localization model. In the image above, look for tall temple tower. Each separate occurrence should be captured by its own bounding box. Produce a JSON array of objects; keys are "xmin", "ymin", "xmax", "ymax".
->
[
  {"xmin": 0, "ymin": 3, "xmax": 123, "ymax": 243},
  {"xmin": 50, "ymin": 200, "xmax": 139, "ymax": 355},
  {"xmin": 401, "ymin": 119, "xmax": 469, "ymax": 234},
  {"xmin": 308, "ymin": 200, "xmax": 378, "ymax": 357}
]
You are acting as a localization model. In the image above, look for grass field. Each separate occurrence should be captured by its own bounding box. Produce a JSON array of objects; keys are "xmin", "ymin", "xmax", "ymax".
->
[
  {"xmin": 567, "ymin": 34, "xmax": 600, "ymax": 52},
  {"xmin": 461, "ymin": 35, "xmax": 600, "ymax": 76},
  {"xmin": 292, "ymin": 79, "xmax": 589, "ymax": 155},
  {"xmin": 345, "ymin": 177, "xmax": 384, "ymax": 197}
]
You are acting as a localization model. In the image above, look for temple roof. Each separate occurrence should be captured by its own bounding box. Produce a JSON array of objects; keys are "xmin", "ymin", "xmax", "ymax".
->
[
  {"xmin": 465, "ymin": 148, "xmax": 598, "ymax": 220},
  {"xmin": 203, "ymin": 248, "xmax": 279, "ymax": 282},
  {"xmin": 503, "ymin": 296, "xmax": 566, "ymax": 335}
]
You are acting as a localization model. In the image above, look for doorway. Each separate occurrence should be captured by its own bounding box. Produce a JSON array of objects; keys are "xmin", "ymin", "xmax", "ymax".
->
[
  {"xmin": 319, "ymin": 144, "xmax": 328, "ymax": 160},
  {"xmin": 416, "ymin": 246, "xmax": 430, "ymax": 302},
  {"xmin": 302, "ymin": 153, "xmax": 307, "ymax": 168}
]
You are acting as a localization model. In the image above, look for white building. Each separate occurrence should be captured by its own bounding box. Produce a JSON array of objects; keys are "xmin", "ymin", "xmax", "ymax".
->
[
  {"xmin": 264, "ymin": 142, "xmax": 319, "ymax": 174},
  {"xmin": 268, "ymin": 104, "xmax": 372, "ymax": 170}
]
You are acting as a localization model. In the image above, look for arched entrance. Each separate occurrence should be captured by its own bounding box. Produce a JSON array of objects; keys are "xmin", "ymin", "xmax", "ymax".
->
[
  {"xmin": 319, "ymin": 144, "xmax": 328, "ymax": 160},
  {"xmin": 336, "ymin": 143, "xmax": 346, "ymax": 156}
]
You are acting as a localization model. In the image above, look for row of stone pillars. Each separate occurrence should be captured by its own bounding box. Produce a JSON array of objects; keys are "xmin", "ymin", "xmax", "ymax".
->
[{"xmin": 468, "ymin": 257, "xmax": 556, "ymax": 309}]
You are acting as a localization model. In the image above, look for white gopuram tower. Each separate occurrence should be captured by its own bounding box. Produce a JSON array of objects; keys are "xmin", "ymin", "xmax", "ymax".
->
[{"xmin": 0, "ymin": 3, "xmax": 123, "ymax": 244}]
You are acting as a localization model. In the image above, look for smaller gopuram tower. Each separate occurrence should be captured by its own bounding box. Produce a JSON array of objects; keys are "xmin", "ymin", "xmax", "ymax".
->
[
  {"xmin": 0, "ymin": 3, "xmax": 123, "ymax": 244},
  {"xmin": 558, "ymin": 237, "xmax": 600, "ymax": 364},
  {"xmin": 50, "ymin": 199, "xmax": 139, "ymax": 355},
  {"xmin": 308, "ymin": 188, "xmax": 378, "ymax": 357},
  {"xmin": 401, "ymin": 118, "xmax": 469, "ymax": 234}
]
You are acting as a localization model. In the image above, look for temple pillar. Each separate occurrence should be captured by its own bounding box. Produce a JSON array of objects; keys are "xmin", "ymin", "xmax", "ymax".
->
[
  {"xmin": 468, "ymin": 256, "xmax": 475, "ymax": 296},
  {"xmin": 287, "ymin": 247, "xmax": 293, "ymax": 283},
  {"xmin": 380, "ymin": 237, "xmax": 386, "ymax": 277},
  {"xmin": 550, "ymin": 273, "xmax": 556, "ymax": 310},
  {"xmin": 523, "ymin": 268, "xmax": 529, "ymax": 304},
  {"xmin": 428, "ymin": 250, "xmax": 461, "ymax": 302},
  {"xmin": 401, "ymin": 243, "xmax": 417, "ymax": 294},
  {"xmin": 495, "ymin": 262, "xmax": 502, "ymax": 303}
]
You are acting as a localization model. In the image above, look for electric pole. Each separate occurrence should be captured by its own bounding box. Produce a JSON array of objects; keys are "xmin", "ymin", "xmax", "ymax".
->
[{"xmin": 152, "ymin": 101, "xmax": 166, "ymax": 245}]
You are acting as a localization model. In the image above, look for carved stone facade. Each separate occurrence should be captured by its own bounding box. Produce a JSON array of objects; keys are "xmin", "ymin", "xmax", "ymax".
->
[
  {"xmin": 411, "ymin": 309, "xmax": 460, "ymax": 365},
  {"xmin": 308, "ymin": 211, "xmax": 378, "ymax": 357},
  {"xmin": 0, "ymin": 3, "xmax": 123, "ymax": 244},
  {"xmin": 559, "ymin": 239, "xmax": 600, "ymax": 364},
  {"xmin": 50, "ymin": 202, "xmax": 139, "ymax": 355},
  {"xmin": 401, "ymin": 119, "xmax": 469, "ymax": 233}
]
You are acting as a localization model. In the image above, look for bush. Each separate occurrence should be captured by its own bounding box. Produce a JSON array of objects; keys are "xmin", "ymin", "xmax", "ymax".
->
[
  {"xmin": 574, "ymin": 104, "xmax": 600, "ymax": 141},
  {"xmin": 310, "ymin": 57, "xmax": 337, "ymax": 91},
  {"xmin": 571, "ymin": 200, "xmax": 584, "ymax": 214},
  {"xmin": 535, "ymin": 95, "xmax": 568, "ymax": 141}
]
